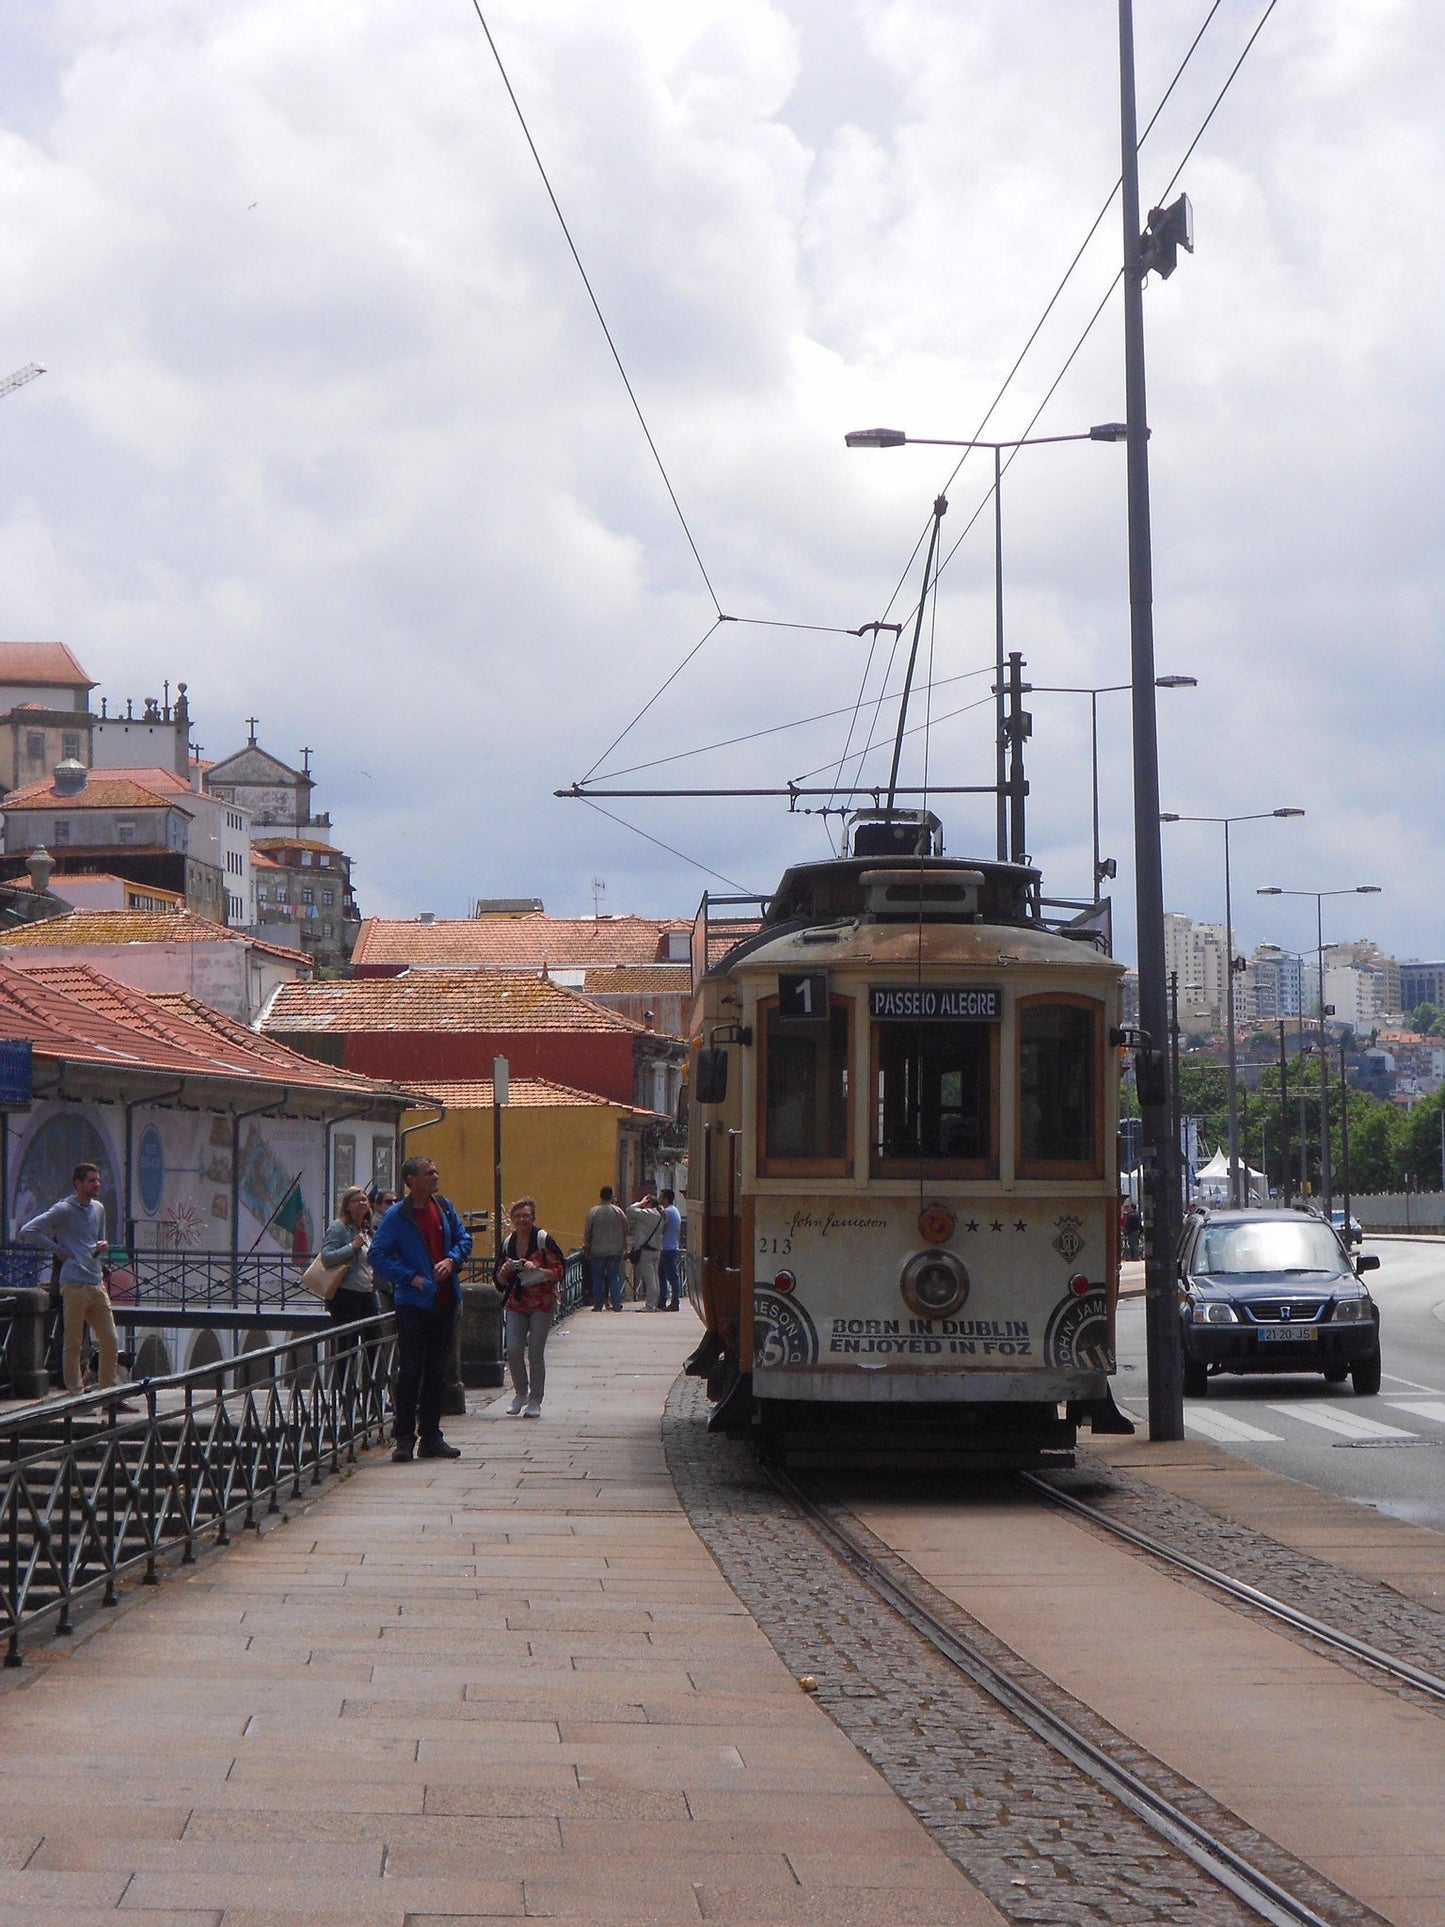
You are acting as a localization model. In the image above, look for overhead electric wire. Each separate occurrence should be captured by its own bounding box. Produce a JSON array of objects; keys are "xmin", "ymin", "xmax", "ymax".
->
[
  {"xmin": 595, "ymin": 664, "xmax": 994, "ymax": 784},
  {"xmin": 480, "ymin": 0, "xmax": 1276, "ymax": 849},
  {"xmin": 573, "ymin": 796, "xmax": 758, "ymax": 895},
  {"xmin": 469, "ymin": 3, "xmax": 722, "ymax": 618}
]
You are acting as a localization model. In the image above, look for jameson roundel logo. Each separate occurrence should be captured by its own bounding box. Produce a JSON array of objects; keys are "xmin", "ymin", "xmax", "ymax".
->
[
  {"xmin": 1045, "ymin": 1290, "xmax": 1113, "ymax": 1372},
  {"xmin": 754, "ymin": 1289, "xmax": 820, "ymax": 1370}
]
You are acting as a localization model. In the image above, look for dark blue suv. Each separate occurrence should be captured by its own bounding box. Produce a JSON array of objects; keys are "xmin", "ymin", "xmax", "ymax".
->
[{"xmin": 1178, "ymin": 1207, "xmax": 1381, "ymax": 1398}]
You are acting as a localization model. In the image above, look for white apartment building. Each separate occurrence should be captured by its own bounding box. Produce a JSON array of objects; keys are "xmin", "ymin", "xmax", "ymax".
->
[{"xmin": 1164, "ymin": 912, "xmax": 1228, "ymax": 1033}]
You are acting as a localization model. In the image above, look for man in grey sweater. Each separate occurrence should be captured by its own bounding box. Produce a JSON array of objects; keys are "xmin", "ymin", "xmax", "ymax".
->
[{"xmin": 21, "ymin": 1162, "xmax": 124, "ymax": 1399}]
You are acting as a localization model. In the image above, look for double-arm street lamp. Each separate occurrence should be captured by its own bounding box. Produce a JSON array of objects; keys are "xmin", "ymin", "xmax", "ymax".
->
[
  {"xmin": 1161, "ymin": 809, "xmax": 1305, "ymax": 1207},
  {"xmin": 1256, "ymin": 884, "xmax": 1382, "ymax": 1214},
  {"xmin": 844, "ymin": 422, "xmax": 1128, "ymax": 861},
  {"xmin": 1032, "ymin": 676, "xmax": 1196, "ymax": 897}
]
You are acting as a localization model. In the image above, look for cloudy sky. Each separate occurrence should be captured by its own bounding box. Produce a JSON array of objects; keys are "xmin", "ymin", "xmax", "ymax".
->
[{"xmin": 1, "ymin": 0, "xmax": 1439, "ymax": 971}]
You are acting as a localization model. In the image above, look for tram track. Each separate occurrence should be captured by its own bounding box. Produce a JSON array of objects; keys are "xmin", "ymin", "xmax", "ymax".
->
[
  {"xmin": 774, "ymin": 1466, "xmax": 1353, "ymax": 1927},
  {"xmin": 1022, "ymin": 1471, "xmax": 1445, "ymax": 1709}
]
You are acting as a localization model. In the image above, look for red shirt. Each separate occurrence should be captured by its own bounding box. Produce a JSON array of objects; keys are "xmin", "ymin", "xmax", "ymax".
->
[{"xmin": 414, "ymin": 1197, "xmax": 454, "ymax": 1309}]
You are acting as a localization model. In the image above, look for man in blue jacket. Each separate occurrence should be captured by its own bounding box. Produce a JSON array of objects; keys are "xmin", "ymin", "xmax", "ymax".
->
[{"xmin": 370, "ymin": 1154, "xmax": 472, "ymax": 1461}]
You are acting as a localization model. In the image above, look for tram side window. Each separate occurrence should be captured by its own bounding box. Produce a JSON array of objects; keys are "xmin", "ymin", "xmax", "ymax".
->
[
  {"xmin": 762, "ymin": 1002, "xmax": 849, "ymax": 1170},
  {"xmin": 1018, "ymin": 1000, "xmax": 1100, "ymax": 1172},
  {"xmin": 874, "ymin": 1022, "xmax": 995, "ymax": 1174}
]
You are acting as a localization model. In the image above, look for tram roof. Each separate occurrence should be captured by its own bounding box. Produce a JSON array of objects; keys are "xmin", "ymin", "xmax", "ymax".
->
[
  {"xmin": 764, "ymin": 854, "xmax": 1040, "ymax": 927},
  {"xmin": 732, "ymin": 914, "xmax": 1122, "ymax": 979}
]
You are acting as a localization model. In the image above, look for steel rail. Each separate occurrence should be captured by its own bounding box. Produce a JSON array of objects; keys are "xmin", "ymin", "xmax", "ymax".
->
[
  {"xmin": 772, "ymin": 1467, "xmax": 1336, "ymax": 1927},
  {"xmin": 1023, "ymin": 1472, "xmax": 1445, "ymax": 1706}
]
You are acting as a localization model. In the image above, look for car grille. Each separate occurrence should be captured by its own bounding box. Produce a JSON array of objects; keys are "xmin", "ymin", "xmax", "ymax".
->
[{"xmin": 1242, "ymin": 1299, "xmax": 1327, "ymax": 1325}]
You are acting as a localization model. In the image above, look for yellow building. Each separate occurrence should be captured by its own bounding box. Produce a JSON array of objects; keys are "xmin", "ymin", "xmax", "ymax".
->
[{"xmin": 400, "ymin": 1078, "xmax": 668, "ymax": 1254}]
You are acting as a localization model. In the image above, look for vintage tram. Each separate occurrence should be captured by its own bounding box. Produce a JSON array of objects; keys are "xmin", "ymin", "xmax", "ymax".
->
[{"xmin": 686, "ymin": 813, "xmax": 1129, "ymax": 1467}]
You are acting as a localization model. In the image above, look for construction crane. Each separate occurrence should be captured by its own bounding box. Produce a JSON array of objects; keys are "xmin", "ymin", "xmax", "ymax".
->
[{"xmin": 0, "ymin": 363, "xmax": 45, "ymax": 401}]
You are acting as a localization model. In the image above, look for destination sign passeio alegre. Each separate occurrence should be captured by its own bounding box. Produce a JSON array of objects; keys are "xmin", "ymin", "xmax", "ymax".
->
[{"xmin": 870, "ymin": 985, "xmax": 1001, "ymax": 1021}]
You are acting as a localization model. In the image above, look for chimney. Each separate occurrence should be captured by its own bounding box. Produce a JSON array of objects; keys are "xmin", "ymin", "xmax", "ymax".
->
[
  {"xmin": 52, "ymin": 759, "xmax": 87, "ymax": 797},
  {"xmin": 26, "ymin": 846, "xmax": 54, "ymax": 893}
]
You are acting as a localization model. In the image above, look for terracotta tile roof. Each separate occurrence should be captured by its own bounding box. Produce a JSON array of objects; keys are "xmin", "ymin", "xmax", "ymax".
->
[
  {"xmin": 251, "ymin": 852, "xmax": 285, "ymax": 870},
  {"xmin": 353, "ymin": 914, "xmax": 691, "ymax": 970},
  {"xmin": 0, "ymin": 960, "xmax": 413, "ymax": 1102},
  {"xmin": 262, "ymin": 970, "xmax": 645, "ymax": 1037},
  {"xmin": 252, "ymin": 837, "xmax": 342, "ymax": 857},
  {"xmin": 3, "ymin": 769, "xmax": 196, "ymax": 811},
  {"xmin": 417, "ymin": 1077, "xmax": 649, "ymax": 1112},
  {"xmin": 0, "ymin": 642, "xmax": 94, "ymax": 688},
  {"xmin": 582, "ymin": 965, "xmax": 691, "ymax": 995},
  {"xmin": 0, "ymin": 909, "xmax": 309, "ymax": 968}
]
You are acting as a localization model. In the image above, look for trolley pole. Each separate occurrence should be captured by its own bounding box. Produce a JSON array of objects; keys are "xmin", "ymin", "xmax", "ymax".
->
[{"xmin": 1118, "ymin": 0, "xmax": 1183, "ymax": 1438}]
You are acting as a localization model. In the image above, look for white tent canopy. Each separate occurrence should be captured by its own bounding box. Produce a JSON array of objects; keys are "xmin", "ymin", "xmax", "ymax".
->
[{"xmin": 1194, "ymin": 1147, "xmax": 1268, "ymax": 1203}]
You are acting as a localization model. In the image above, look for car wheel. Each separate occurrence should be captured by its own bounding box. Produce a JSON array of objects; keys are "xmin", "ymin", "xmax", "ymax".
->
[
  {"xmin": 1323, "ymin": 1365, "xmax": 1348, "ymax": 1384},
  {"xmin": 1182, "ymin": 1356, "xmax": 1208, "ymax": 1399},
  {"xmin": 1350, "ymin": 1350, "xmax": 1382, "ymax": 1397}
]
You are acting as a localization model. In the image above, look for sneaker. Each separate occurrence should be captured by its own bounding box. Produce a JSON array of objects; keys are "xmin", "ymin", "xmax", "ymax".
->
[
  {"xmin": 522, "ymin": 1401, "xmax": 542, "ymax": 1419},
  {"xmin": 507, "ymin": 1393, "xmax": 528, "ymax": 1416},
  {"xmin": 391, "ymin": 1439, "xmax": 415, "ymax": 1463},
  {"xmin": 418, "ymin": 1437, "xmax": 462, "ymax": 1460}
]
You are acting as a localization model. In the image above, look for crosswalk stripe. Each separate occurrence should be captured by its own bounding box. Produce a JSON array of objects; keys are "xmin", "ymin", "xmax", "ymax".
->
[
  {"xmin": 1184, "ymin": 1407, "xmax": 1282, "ymax": 1443},
  {"xmin": 1386, "ymin": 1401, "xmax": 1445, "ymax": 1426},
  {"xmin": 1267, "ymin": 1403, "xmax": 1415, "ymax": 1439}
]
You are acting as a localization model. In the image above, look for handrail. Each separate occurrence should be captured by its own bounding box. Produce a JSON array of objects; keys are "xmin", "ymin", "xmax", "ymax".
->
[{"xmin": 1, "ymin": 1314, "xmax": 396, "ymax": 1665}]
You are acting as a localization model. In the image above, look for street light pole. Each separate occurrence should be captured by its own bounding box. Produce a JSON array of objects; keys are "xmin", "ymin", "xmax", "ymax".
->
[
  {"xmin": 1161, "ymin": 809, "xmax": 1304, "ymax": 1208},
  {"xmin": 844, "ymin": 423, "xmax": 1127, "ymax": 862},
  {"xmin": 1031, "ymin": 676, "xmax": 1196, "ymax": 899},
  {"xmin": 1256, "ymin": 883, "xmax": 1383, "ymax": 1215}
]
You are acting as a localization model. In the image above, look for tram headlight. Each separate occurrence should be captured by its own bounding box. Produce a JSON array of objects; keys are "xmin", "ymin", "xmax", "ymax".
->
[{"xmin": 899, "ymin": 1248, "xmax": 970, "ymax": 1320}]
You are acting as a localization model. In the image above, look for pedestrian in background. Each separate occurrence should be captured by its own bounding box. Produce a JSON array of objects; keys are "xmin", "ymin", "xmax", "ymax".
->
[
  {"xmin": 657, "ymin": 1187, "xmax": 683, "ymax": 1311},
  {"xmin": 583, "ymin": 1184, "xmax": 629, "ymax": 1311},
  {"xmin": 627, "ymin": 1189, "xmax": 664, "ymax": 1311},
  {"xmin": 21, "ymin": 1162, "xmax": 131, "ymax": 1405},
  {"xmin": 320, "ymin": 1185, "xmax": 381, "ymax": 1323},
  {"xmin": 497, "ymin": 1198, "xmax": 565, "ymax": 1417},
  {"xmin": 370, "ymin": 1155, "xmax": 471, "ymax": 1462}
]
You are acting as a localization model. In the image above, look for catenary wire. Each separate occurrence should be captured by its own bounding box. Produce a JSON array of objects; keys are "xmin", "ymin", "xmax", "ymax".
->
[
  {"xmin": 595, "ymin": 665, "xmax": 994, "ymax": 784},
  {"xmin": 574, "ymin": 796, "xmax": 759, "ymax": 895},
  {"xmin": 469, "ymin": 2, "xmax": 722, "ymax": 617}
]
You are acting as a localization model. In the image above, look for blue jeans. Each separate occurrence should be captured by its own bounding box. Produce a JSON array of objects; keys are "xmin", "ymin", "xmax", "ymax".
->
[
  {"xmin": 658, "ymin": 1250, "xmax": 681, "ymax": 1310},
  {"xmin": 591, "ymin": 1253, "xmax": 622, "ymax": 1310}
]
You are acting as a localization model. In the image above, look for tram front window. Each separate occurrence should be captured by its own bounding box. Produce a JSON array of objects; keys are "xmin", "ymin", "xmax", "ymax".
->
[
  {"xmin": 1018, "ymin": 999, "xmax": 1099, "ymax": 1173},
  {"xmin": 874, "ymin": 1023, "xmax": 994, "ymax": 1174},
  {"xmin": 762, "ymin": 1002, "xmax": 849, "ymax": 1169}
]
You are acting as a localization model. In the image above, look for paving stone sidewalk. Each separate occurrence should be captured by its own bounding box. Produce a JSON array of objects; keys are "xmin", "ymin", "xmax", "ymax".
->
[{"xmin": 0, "ymin": 1309, "xmax": 1003, "ymax": 1925}]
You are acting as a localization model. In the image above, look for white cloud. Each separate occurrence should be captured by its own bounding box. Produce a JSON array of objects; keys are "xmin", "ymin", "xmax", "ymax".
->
[{"xmin": 0, "ymin": 0, "xmax": 1437, "ymax": 966}]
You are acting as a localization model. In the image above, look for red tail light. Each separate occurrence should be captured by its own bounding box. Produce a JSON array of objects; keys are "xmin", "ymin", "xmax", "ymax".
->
[
  {"xmin": 1069, "ymin": 1273, "xmax": 1092, "ymax": 1297},
  {"xmin": 774, "ymin": 1270, "xmax": 796, "ymax": 1293}
]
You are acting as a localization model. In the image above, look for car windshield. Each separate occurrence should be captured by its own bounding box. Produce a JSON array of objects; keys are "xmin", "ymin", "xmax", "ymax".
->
[{"xmin": 1197, "ymin": 1220, "xmax": 1347, "ymax": 1277}]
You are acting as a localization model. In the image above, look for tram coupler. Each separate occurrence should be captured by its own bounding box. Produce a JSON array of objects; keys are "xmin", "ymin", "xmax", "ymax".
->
[{"xmin": 683, "ymin": 1329, "xmax": 725, "ymax": 1380}]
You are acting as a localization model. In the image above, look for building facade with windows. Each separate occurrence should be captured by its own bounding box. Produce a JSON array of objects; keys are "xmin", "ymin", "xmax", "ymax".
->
[
  {"xmin": 250, "ymin": 836, "xmax": 358, "ymax": 968},
  {"xmin": 0, "ymin": 641, "xmax": 95, "ymax": 793}
]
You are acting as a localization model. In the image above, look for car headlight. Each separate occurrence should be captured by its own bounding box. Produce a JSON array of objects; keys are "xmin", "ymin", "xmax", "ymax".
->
[
  {"xmin": 1194, "ymin": 1301, "xmax": 1239, "ymax": 1325},
  {"xmin": 1331, "ymin": 1296, "xmax": 1370, "ymax": 1323}
]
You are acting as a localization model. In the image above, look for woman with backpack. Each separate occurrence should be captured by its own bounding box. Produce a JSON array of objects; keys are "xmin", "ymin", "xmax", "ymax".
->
[{"xmin": 496, "ymin": 1196, "xmax": 565, "ymax": 1418}]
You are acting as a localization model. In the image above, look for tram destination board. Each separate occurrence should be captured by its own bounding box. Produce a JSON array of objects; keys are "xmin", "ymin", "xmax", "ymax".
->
[{"xmin": 870, "ymin": 985, "xmax": 1000, "ymax": 1021}]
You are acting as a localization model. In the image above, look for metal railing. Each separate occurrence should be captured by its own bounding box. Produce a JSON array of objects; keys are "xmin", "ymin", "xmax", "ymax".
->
[
  {"xmin": 1, "ymin": 1313, "xmax": 395, "ymax": 1666},
  {"xmin": 0, "ymin": 1243, "xmax": 501, "ymax": 1318}
]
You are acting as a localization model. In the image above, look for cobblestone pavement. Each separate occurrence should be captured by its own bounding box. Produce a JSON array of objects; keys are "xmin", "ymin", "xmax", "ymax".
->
[
  {"xmin": 1048, "ymin": 1452, "xmax": 1445, "ymax": 1690},
  {"xmin": 665, "ymin": 1380, "xmax": 1388, "ymax": 1927}
]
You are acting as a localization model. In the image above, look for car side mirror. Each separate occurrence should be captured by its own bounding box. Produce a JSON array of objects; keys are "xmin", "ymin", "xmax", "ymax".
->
[{"xmin": 1355, "ymin": 1253, "xmax": 1379, "ymax": 1274}]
